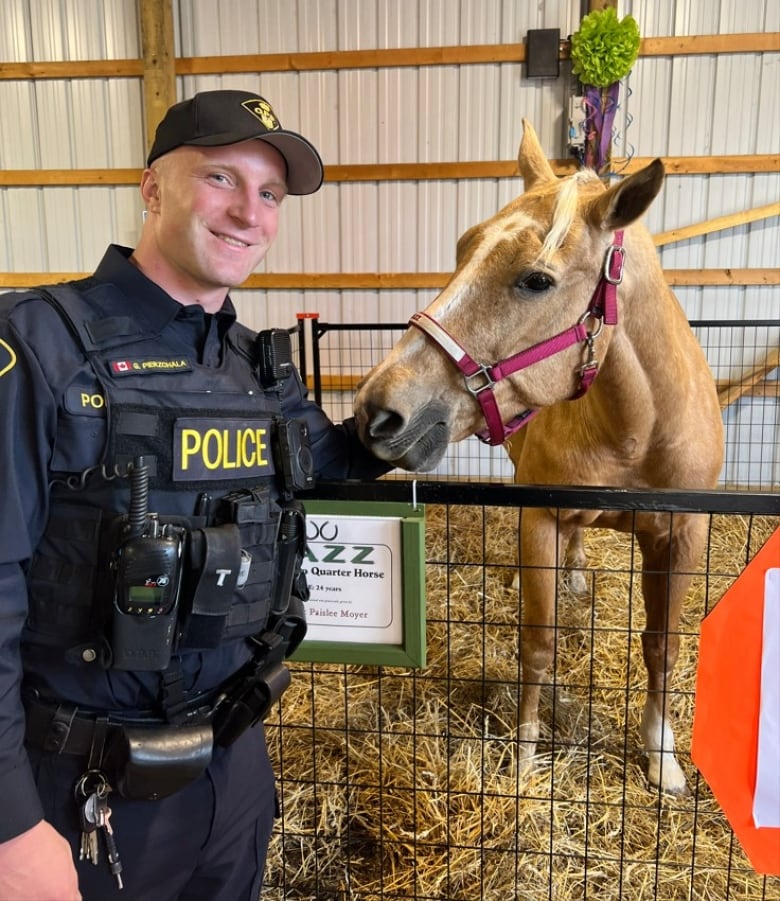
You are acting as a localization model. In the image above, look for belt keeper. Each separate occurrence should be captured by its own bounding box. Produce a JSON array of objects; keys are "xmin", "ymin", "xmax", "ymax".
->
[
  {"xmin": 87, "ymin": 716, "xmax": 110, "ymax": 770},
  {"xmin": 43, "ymin": 705, "xmax": 78, "ymax": 754}
]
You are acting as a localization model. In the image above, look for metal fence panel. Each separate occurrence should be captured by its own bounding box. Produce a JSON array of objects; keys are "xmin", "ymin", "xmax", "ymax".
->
[
  {"xmin": 297, "ymin": 317, "xmax": 780, "ymax": 489},
  {"xmin": 264, "ymin": 480, "xmax": 779, "ymax": 900}
]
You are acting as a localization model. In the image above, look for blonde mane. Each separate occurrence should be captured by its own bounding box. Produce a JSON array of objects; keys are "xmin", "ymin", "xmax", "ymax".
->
[{"xmin": 537, "ymin": 170, "xmax": 597, "ymax": 264}]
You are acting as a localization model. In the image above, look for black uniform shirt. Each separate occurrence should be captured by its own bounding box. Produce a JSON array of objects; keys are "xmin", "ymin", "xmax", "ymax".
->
[{"xmin": 0, "ymin": 244, "xmax": 389, "ymax": 842}]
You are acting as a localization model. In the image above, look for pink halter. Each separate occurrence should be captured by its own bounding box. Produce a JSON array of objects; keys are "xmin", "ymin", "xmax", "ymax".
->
[{"xmin": 409, "ymin": 231, "xmax": 624, "ymax": 445}]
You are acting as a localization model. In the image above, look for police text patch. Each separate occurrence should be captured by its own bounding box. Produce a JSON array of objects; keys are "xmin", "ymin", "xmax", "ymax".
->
[
  {"xmin": 173, "ymin": 417, "xmax": 275, "ymax": 481},
  {"xmin": 64, "ymin": 385, "xmax": 106, "ymax": 416}
]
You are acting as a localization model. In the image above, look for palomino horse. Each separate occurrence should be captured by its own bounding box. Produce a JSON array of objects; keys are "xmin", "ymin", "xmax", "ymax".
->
[{"xmin": 354, "ymin": 121, "xmax": 724, "ymax": 795}]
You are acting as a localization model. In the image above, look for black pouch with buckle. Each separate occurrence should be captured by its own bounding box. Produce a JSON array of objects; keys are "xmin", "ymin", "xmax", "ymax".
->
[{"xmin": 107, "ymin": 722, "xmax": 213, "ymax": 800}]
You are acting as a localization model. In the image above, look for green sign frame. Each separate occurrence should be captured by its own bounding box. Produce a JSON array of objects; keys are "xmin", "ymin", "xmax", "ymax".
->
[{"xmin": 291, "ymin": 500, "xmax": 427, "ymax": 667}]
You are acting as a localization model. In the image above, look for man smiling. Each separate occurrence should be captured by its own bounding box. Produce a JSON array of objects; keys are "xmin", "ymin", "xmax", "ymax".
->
[{"xmin": 0, "ymin": 90, "xmax": 387, "ymax": 901}]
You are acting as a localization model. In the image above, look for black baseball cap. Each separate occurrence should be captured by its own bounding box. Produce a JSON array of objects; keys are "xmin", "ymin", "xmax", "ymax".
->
[{"xmin": 147, "ymin": 90, "xmax": 324, "ymax": 195}]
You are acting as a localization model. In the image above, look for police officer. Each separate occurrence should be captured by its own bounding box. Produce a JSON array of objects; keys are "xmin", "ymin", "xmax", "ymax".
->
[{"xmin": 0, "ymin": 90, "xmax": 388, "ymax": 901}]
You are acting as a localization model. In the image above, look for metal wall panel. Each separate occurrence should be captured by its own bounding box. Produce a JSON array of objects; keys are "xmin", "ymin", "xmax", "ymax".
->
[
  {"xmin": 0, "ymin": 0, "xmax": 777, "ymax": 483},
  {"xmin": 626, "ymin": 0, "xmax": 779, "ymax": 321},
  {"xmin": 0, "ymin": 0, "xmax": 143, "ymax": 272}
]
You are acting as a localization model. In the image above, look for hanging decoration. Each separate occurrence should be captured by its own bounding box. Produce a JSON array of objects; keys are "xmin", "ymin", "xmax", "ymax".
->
[{"xmin": 570, "ymin": 7, "xmax": 640, "ymax": 175}]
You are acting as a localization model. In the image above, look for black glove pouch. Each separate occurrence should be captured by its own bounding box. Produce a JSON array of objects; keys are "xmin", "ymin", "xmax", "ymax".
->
[{"xmin": 107, "ymin": 722, "xmax": 213, "ymax": 801}]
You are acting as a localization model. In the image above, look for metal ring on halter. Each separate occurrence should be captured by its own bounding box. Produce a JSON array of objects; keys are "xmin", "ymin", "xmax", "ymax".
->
[{"xmin": 577, "ymin": 310, "xmax": 605, "ymax": 340}]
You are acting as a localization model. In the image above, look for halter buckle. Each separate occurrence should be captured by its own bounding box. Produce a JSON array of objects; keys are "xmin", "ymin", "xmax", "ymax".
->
[
  {"xmin": 464, "ymin": 365, "xmax": 496, "ymax": 397},
  {"xmin": 579, "ymin": 359, "xmax": 600, "ymax": 376},
  {"xmin": 603, "ymin": 243, "xmax": 625, "ymax": 285}
]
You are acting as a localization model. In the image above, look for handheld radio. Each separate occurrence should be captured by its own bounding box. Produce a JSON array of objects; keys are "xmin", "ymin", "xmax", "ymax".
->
[{"xmin": 111, "ymin": 457, "xmax": 186, "ymax": 670}]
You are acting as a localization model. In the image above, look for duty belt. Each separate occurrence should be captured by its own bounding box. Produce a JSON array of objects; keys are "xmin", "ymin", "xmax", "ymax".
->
[
  {"xmin": 23, "ymin": 692, "xmax": 218, "ymax": 802},
  {"xmin": 23, "ymin": 692, "xmax": 216, "ymax": 757}
]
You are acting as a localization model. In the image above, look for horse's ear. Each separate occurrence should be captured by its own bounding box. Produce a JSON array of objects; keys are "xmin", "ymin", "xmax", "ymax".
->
[
  {"xmin": 518, "ymin": 118, "xmax": 556, "ymax": 189},
  {"xmin": 587, "ymin": 159, "xmax": 666, "ymax": 231}
]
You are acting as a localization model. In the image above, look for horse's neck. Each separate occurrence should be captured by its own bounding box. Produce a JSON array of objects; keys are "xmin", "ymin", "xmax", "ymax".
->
[{"xmin": 589, "ymin": 283, "xmax": 702, "ymax": 438}]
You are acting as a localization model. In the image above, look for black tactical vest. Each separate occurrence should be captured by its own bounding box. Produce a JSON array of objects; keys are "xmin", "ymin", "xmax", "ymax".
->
[{"xmin": 22, "ymin": 281, "xmax": 295, "ymax": 667}]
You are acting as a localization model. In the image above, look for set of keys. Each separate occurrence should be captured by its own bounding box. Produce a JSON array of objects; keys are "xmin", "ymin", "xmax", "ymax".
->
[{"xmin": 75, "ymin": 770, "xmax": 124, "ymax": 890}]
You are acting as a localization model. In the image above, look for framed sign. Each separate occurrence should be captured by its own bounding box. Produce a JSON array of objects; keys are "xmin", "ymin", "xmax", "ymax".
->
[{"xmin": 291, "ymin": 500, "xmax": 426, "ymax": 667}]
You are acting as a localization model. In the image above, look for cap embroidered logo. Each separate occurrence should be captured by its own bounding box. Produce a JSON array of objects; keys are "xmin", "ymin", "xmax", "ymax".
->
[{"xmin": 242, "ymin": 98, "xmax": 279, "ymax": 131}]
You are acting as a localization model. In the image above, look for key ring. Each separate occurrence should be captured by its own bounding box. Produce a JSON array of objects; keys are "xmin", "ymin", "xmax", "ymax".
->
[{"xmin": 74, "ymin": 768, "xmax": 109, "ymax": 802}]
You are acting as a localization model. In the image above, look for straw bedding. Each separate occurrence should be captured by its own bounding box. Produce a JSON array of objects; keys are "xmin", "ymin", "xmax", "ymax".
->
[{"xmin": 262, "ymin": 507, "xmax": 778, "ymax": 901}]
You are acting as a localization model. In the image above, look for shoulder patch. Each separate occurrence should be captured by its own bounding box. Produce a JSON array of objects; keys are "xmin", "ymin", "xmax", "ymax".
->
[
  {"xmin": 0, "ymin": 338, "xmax": 17, "ymax": 377},
  {"xmin": 64, "ymin": 385, "xmax": 106, "ymax": 416}
]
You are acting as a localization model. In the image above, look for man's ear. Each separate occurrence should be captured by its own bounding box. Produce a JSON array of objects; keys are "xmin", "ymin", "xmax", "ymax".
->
[{"xmin": 140, "ymin": 168, "xmax": 162, "ymax": 213}]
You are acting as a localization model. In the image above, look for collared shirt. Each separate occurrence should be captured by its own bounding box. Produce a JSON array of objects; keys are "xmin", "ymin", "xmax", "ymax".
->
[{"xmin": 89, "ymin": 244, "xmax": 234, "ymax": 367}]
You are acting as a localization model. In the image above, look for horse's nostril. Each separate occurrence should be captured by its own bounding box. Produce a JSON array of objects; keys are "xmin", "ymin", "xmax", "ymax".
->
[{"xmin": 369, "ymin": 407, "xmax": 405, "ymax": 439}]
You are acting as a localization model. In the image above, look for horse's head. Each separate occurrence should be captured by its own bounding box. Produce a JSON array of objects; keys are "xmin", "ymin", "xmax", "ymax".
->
[{"xmin": 354, "ymin": 120, "xmax": 666, "ymax": 471}]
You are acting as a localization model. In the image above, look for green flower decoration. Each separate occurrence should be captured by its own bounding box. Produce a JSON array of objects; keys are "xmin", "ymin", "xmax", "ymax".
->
[{"xmin": 570, "ymin": 7, "xmax": 640, "ymax": 87}]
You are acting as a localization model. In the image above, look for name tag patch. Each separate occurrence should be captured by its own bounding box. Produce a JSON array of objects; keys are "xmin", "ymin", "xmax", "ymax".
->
[
  {"xmin": 173, "ymin": 417, "xmax": 275, "ymax": 481},
  {"xmin": 109, "ymin": 357, "xmax": 192, "ymax": 376}
]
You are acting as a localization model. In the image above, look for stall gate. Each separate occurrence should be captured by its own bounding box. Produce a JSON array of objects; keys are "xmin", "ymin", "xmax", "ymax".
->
[
  {"xmin": 297, "ymin": 318, "xmax": 780, "ymax": 489},
  {"xmin": 259, "ymin": 321, "xmax": 780, "ymax": 901}
]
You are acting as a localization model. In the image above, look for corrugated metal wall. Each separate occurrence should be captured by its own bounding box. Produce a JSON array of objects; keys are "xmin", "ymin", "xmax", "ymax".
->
[
  {"xmin": 0, "ymin": 0, "xmax": 777, "ymax": 483},
  {"xmin": 0, "ymin": 0, "xmax": 143, "ymax": 264}
]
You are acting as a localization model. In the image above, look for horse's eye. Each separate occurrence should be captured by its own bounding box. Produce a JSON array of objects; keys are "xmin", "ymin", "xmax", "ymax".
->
[{"xmin": 517, "ymin": 272, "xmax": 554, "ymax": 293}]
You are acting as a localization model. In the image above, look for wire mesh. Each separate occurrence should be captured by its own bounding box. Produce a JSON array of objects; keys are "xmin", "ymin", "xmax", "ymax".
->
[
  {"xmin": 691, "ymin": 320, "xmax": 780, "ymax": 489},
  {"xmin": 263, "ymin": 319, "xmax": 780, "ymax": 899},
  {"xmin": 263, "ymin": 488, "xmax": 779, "ymax": 900},
  {"xmin": 294, "ymin": 318, "xmax": 780, "ymax": 489}
]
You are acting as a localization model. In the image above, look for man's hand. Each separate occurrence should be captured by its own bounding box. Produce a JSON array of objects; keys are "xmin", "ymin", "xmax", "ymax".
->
[{"xmin": 0, "ymin": 820, "xmax": 81, "ymax": 900}]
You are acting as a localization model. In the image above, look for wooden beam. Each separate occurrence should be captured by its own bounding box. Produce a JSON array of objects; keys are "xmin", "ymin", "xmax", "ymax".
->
[
  {"xmin": 175, "ymin": 33, "xmax": 779, "ymax": 73},
  {"xmin": 177, "ymin": 44, "xmax": 528, "ymax": 74},
  {"xmin": 244, "ymin": 269, "xmax": 780, "ymax": 289},
  {"xmin": 663, "ymin": 268, "xmax": 779, "ymax": 286},
  {"xmin": 0, "ymin": 60, "xmax": 142, "ymax": 79},
  {"xmin": 305, "ymin": 375, "xmax": 365, "ymax": 393},
  {"xmin": 3, "ymin": 268, "xmax": 777, "ymax": 290},
  {"xmin": 718, "ymin": 348, "xmax": 780, "ymax": 409},
  {"xmin": 654, "ymin": 202, "xmax": 780, "ymax": 247},
  {"xmin": 0, "ymin": 33, "xmax": 775, "ymax": 81},
  {"xmin": 617, "ymin": 155, "xmax": 779, "ymax": 175},
  {"xmin": 309, "ymin": 374, "xmax": 779, "ymax": 399},
  {"xmin": 326, "ymin": 154, "xmax": 780, "ymax": 179},
  {"xmin": 326, "ymin": 161, "xmax": 522, "ymax": 182},
  {"xmin": 640, "ymin": 33, "xmax": 780, "ymax": 57},
  {"xmin": 0, "ymin": 169, "xmax": 143, "ymax": 186},
  {"xmin": 139, "ymin": 0, "xmax": 176, "ymax": 160},
  {"xmin": 0, "ymin": 154, "xmax": 776, "ymax": 187},
  {"xmin": 588, "ymin": 0, "xmax": 618, "ymax": 12},
  {"xmin": 247, "ymin": 273, "xmax": 448, "ymax": 290}
]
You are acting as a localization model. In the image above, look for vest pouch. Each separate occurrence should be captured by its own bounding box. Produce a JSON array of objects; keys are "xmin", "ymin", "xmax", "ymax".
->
[
  {"xmin": 177, "ymin": 485, "xmax": 280, "ymax": 649},
  {"xmin": 217, "ymin": 486, "xmax": 281, "ymax": 643},
  {"xmin": 106, "ymin": 722, "xmax": 213, "ymax": 801},
  {"xmin": 177, "ymin": 524, "xmax": 243, "ymax": 649},
  {"xmin": 25, "ymin": 502, "xmax": 104, "ymax": 648}
]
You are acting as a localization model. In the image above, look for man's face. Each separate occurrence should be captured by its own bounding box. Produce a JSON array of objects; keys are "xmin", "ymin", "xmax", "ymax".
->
[{"xmin": 139, "ymin": 140, "xmax": 288, "ymax": 309}]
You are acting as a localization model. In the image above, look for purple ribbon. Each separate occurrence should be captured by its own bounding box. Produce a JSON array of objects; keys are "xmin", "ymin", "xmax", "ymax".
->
[{"xmin": 583, "ymin": 82, "xmax": 620, "ymax": 173}]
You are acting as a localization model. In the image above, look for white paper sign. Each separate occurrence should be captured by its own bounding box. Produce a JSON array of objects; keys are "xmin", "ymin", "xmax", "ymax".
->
[
  {"xmin": 302, "ymin": 514, "xmax": 403, "ymax": 646},
  {"xmin": 753, "ymin": 567, "xmax": 780, "ymax": 829}
]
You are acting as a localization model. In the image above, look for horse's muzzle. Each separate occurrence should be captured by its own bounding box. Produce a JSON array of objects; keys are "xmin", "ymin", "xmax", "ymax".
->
[{"xmin": 356, "ymin": 398, "xmax": 450, "ymax": 472}]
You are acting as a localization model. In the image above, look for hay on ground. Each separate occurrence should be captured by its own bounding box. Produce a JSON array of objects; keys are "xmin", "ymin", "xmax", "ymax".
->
[{"xmin": 262, "ymin": 508, "xmax": 778, "ymax": 901}]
